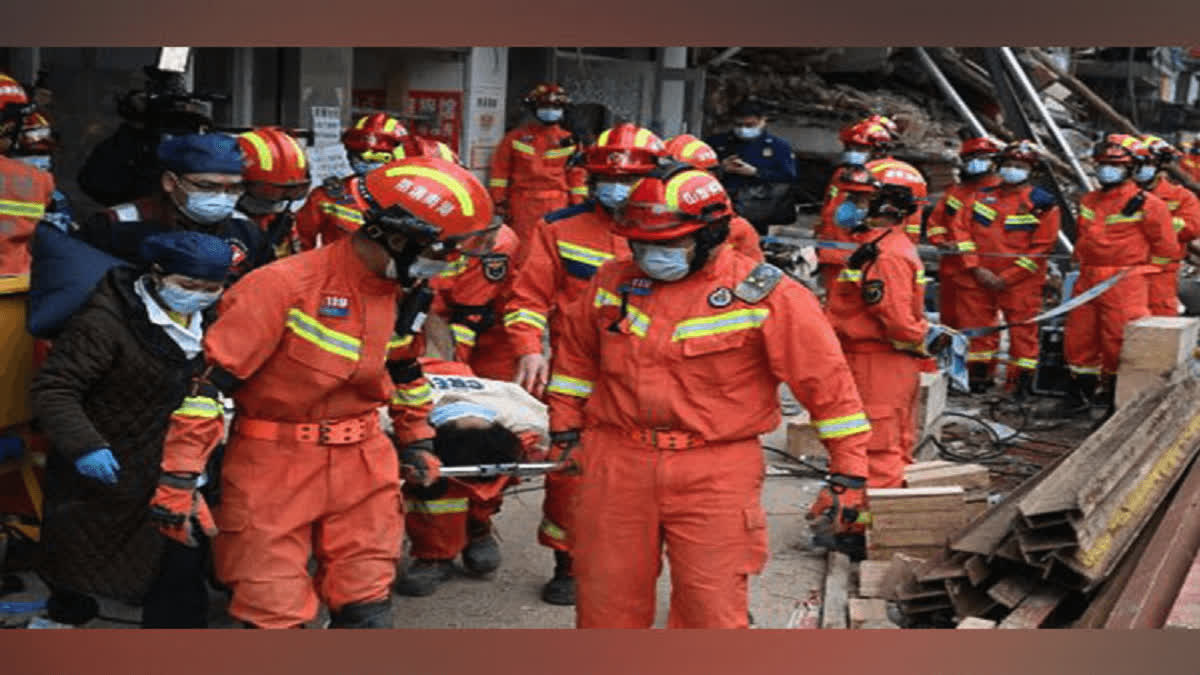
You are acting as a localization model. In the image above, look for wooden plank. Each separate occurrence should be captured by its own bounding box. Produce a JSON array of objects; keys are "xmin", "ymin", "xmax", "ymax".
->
[
  {"xmin": 904, "ymin": 463, "xmax": 990, "ymax": 491},
  {"xmin": 965, "ymin": 500, "xmax": 989, "ymax": 522},
  {"xmin": 878, "ymin": 553, "xmax": 923, "ymax": 601},
  {"xmin": 857, "ymin": 619, "xmax": 901, "ymax": 629},
  {"xmin": 946, "ymin": 578, "xmax": 998, "ymax": 618},
  {"xmin": 857, "ymin": 561, "xmax": 892, "ymax": 599},
  {"xmin": 997, "ymin": 586, "xmax": 1068, "ymax": 629},
  {"xmin": 871, "ymin": 510, "xmax": 968, "ymax": 533},
  {"xmin": 1117, "ymin": 316, "xmax": 1199, "ymax": 375},
  {"xmin": 987, "ymin": 576, "xmax": 1038, "ymax": 609},
  {"xmin": 848, "ymin": 598, "xmax": 890, "ymax": 629},
  {"xmin": 869, "ymin": 528, "xmax": 956, "ymax": 548},
  {"xmin": 870, "ymin": 486, "xmax": 966, "ymax": 499},
  {"xmin": 867, "ymin": 545, "xmax": 943, "ymax": 562},
  {"xmin": 821, "ymin": 551, "xmax": 851, "ymax": 629},
  {"xmin": 956, "ymin": 617, "xmax": 998, "ymax": 629},
  {"xmin": 914, "ymin": 371, "xmax": 948, "ymax": 441}
]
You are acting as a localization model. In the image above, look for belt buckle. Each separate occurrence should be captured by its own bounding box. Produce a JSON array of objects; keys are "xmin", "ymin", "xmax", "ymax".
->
[{"xmin": 318, "ymin": 421, "xmax": 335, "ymax": 445}]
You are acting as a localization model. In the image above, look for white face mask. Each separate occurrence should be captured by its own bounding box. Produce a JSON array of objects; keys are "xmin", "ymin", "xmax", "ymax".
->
[{"xmin": 631, "ymin": 242, "xmax": 691, "ymax": 281}]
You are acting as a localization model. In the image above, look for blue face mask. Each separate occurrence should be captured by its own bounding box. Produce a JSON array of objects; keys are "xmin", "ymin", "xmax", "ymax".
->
[
  {"xmin": 429, "ymin": 402, "xmax": 498, "ymax": 428},
  {"xmin": 350, "ymin": 156, "xmax": 385, "ymax": 176},
  {"xmin": 1097, "ymin": 164, "xmax": 1128, "ymax": 186},
  {"xmin": 734, "ymin": 125, "xmax": 763, "ymax": 140},
  {"xmin": 180, "ymin": 191, "xmax": 239, "ymax": 225},
  {"xmin": 536, "ymin": 107, "xmax": 564, "ymax": 123},
  {"xmin": 840, "ymin": 150, "xmax": 870, "ymax": 166},
  {"xmin": 963, "ymin": 158, "xmax": 992, "ymax": 176},
  {"xmin": 18, "ymin": 155, "xmax": 52, "ymax": 172},
  {"xmin": 594, "ymin": 182, "xmax": 633, "ymax": 210},
  {"xmin": 834, "ymin": 201, "xmax": 868, "ymax": 229},
  {"xmin": 1134, "ymin": 165, "xmax": 1157, "ymax": 183},
  {"xmin": 158, "ymin": 281, "xmax": 221, "ymax": 315},
  {"xmin": 632, "ymin": 243, "xmax": 691, "ymax": 281},
  {"xmin": 999, "ymin": 166, "xmax": 1030, "ymax": 184}
]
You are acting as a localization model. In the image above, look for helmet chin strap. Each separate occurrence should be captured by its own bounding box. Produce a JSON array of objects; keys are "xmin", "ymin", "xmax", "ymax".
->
[{"xmin": 362, "ymin": 223, "xmax": 429, "ymax": 286}]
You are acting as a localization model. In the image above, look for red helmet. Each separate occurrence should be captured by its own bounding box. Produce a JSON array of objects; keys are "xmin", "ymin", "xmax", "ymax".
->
[
  {"xmin": 998, "ymin": 139, "xmax": 1040, "ymax": 164},
  {"xmin": 1094, "ymin": 133, "xmax": 1146, "ymax": 164},
  {"xmin": 839, "ymin": 117, "xmax": 896, "ymax": 149},
  {"xmin": 1141, "ymin": 135, "xmax": 1181, "ymax": 163},
  {"xmin": 342, "ymin": 113, "xmax": 410, "ymax": 160},
  {"xmin": 960, "ymin": 136, "xmax": 1005, "ymax": 158},
  {"xmin": 663, "ymin": 134, "xmax": 719, "ymax": 170},
  {"xmin": 583, "ymin": 123, "xmax": 666, "ymax": 176},
  {"xmin": 413, "ymin": 137, "xmax": 462, "ymax": 165},
  {"xmin": 524, "ymin": 83, "xmax": 570, "ymax": 107},
  {"xmin": 361, "ymin": 156, "xmax": 496, "ymax": 253},
  {"xmin": 834, "ymin": 165, "xmax": 883, "ymax": 194},
  {"xmin": 614, "ymin": 166, "xmax": 732, "ymax": 241},
  {"xmin": 0, "ymin": 73, "xmax": 30, "ymax": 136},
  {"xmin": 17, "ymin": 111, "xmax": 54, "ymax": 154},
  {"xmin": 238, "ymin": 127, "xmax": 312, "ymax": 201},
  {"xmin": 866, "ymin": 159, "xmax": 922, "ymax": 219}
]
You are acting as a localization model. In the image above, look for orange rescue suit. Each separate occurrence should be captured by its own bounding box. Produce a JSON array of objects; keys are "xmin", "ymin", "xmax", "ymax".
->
[
  {"xmin": 293, "ymin": 175, "xmax": 369, "ymax": 251},
  {"xmin": 548, "ymin": 246, "xmax": 870, "ymax": 628},
  {"xmin": 1146, "ymin": 178, "xmax": 1200, "ymax": 316},
  {"xmin": 925, "ymin": 174, "xmax": 1002, "ymax": 328},
  {"xmin": 0, "ymin": 156, "xmax": 54, "ymax": 275}
]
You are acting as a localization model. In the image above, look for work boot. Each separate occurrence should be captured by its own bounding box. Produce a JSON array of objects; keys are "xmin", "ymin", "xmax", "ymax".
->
[
  {"xmin": 968, "ymin": 363, "xmax": 993, "ymax": 394},
  {"xmin": 1041, "ymin": 374, "xmax": 1096, "ymax": 419},
  {"xmin": 462, "ymin": 521, "xmax": 502, "ymax": 576},
  {"xmin": 541, "ymin": 551, "xmax": 576, "ymax": 606},
  {"xmin": 1097, "ymin": 374, "xmax": 1118, "ymax": 419},
  {"xmin": 328, "ymin": 598, "xmax": 393, "ymax": 629},
  {"xmin": 393, "ymin": 559, "xmax": 454, "ymax": 597},
  {"xmin": 1008, "ymin": 370, "xmax": 1035, "ymax": 403}
]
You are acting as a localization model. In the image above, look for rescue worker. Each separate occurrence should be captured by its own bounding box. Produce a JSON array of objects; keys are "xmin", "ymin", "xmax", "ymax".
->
[
  {"xmin": 1180, "ymin": 141, "xmax": 1200, "ymax": 185},
  {"xmin": 504, "ymin": 122, "xmax": 667, "ymax": 606},
  {"xmin": 951, "ymin": 140, "xmax": 1061, "ymax": 395},
  {"xmin": 395, "ymin": 358, "xmax": 550, "ymax": 597},
  {"xmin": 157, "ymin": 156, "xmax": 495, "ymax": 628},
  {"xmin": 73, "ymin": 134, "xmax": 271, "ymax": 281},
  {"xmin": 546, "ymin": 164, "xmax": 871, "ymax": 628},
  {"xmin": 487, "ymin": 83, "xmax": 589, "ymax": 264},
  {"xmin": 816, "ymin": 116, "xmax": 927, "ymax": 293},
  {"xmin": 823, "ymin": 166, "xmax": 944, "ymax": 488},
  {"xmin": 12, "ymin": 111, "xmax": 73, "ymax": 231},
  {"xmin": 0, "ymin": 73, "xmax": 54, "ymax": 276},
  {"xmin": 925, "ymin": 136, "xmax": 1004, "ymax": 329},
  {"xmin": 1135, "ymin": 136, "xmax": 1200, "ymax": 316},
  {"xmin": 1062, "ymin": 134, "xmax": 1178, "ymax": 414},
  {"xmin": 664, "ymin": 133, "xmax": 763, "ymax": 261},
  {"xmin": 294, "ymin": 113, "xmax": 458, "ymax": 251},
  {"xmin": 235, "ymin": 126, "xmax": 313, "ymax": 259},
  {"xmin": 429, "ymin": 222, "xmax": 522, "ymax": 381},
  {"xmin": 706, "ymin": 100, "xmax": 798, "ymax": 235}
]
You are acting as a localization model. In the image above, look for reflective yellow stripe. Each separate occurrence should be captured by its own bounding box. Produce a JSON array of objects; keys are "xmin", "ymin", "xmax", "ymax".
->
[
  {"xmin": 915, "ymin": 269, "xmax": 928, "ymax": 285},
  {"xmin": 488, "ymin": 178, "xmax": 509, "ymax": 188},
  {"xmin": 1105, "ymin": 212, "xmax": 1143, "ymax": 225},
  {"xmin": 383, "ymin": 118, "xmax": 399, "ymax": 134},
  {"xmin": 512, "ymin": 140, "xmax": 536, "ymax": 156},
  {"xmin": 451, "ymin": 323, "xmax": 477, "ymax": 347},
  {"xmin": 905, "ymin": 224, "xmax": 921, "ymax": 234},
  {"xmin": 407, "ymin": 497, "xmax": 469, "ymax": 515},
  {"xmin": 597, "ymin": 129, "xmax": 612, "ymax": 147},
  {"xmin": 285, "ymin": 134, "xmax": 307, "ymax": 169},
  {"xmin": 354, "ymin": 117, "xmax": 368, "ymax": 129},
  {"xmin": 504, "ymin": 308, "xmax": 548, "ymax": 331},
  {"xmin": 891, "ymin": 339, "xmax": 923, "ymax": 352},
  {"xmin": 634, "ymin": 128, "xmax": 653, "ymax": 147},
  {"xmin": 544, "ymin": 146, "xmax": 576, "ymax": 159},
  {"xmin": 384, "ymin": 166, "xmax": 476, "ymax": 216},
  {"xmin": 392, "ymin": 382, "xmax": 433, "ymax": 407},
  {"xmin": 286, "ymin": 309, "xmax": 362, "ymax": 361},
  {"xmin": 927, "ymin": 226, "xmax": 948, "ymax": 237},
  {"xmin": 664, "ymin": 169, "xmax": 712, "ymax": 211},
  {"xmin": 1069, "ymin": 364, "xmax": 1101, "ymax": 376},
  {"xmin": 813, "ymin": 412, "xmax": 871, "ymax": 439},
  {"xmin": 838, "ymin": 269, "xmax": 863, "ymax": 283},
  {"xmin": 973, "ymin": 202, "xmax": 997, "ymax": 221},
  {"xmin": 1079, "ymin": 206, "xmax": 1095, "ymax": 221},
  {"xmin": 173, "ymin": 396, "xmax": 222, "ymax": 419},
  {"xmin": 593, "ymin": 288, "xmax": 651, "ymax": 337},
  {"xmin": 1173, "ymin": 217, "xmax": 1186, "ymax": 233},
  {"xmin": 945, "ymin": 195, "xmax": 963, "ymax": 210},
  {"xmin": 1005, "ymin": 214, "xmax": 1039, "ymax": 226},
  {"xmin": 547, "ymin": 373, "xmax": 593, "ymax": 398},
  {"xmin": 957, "ymin": 241, "xmax": 977, "ymax": 252},
  {"xmin": 1015, "ymin": 256, "xmax": 1039, "ymax": 273},
  {"xmin": 438, "ymin": 256, "xmax": 469, "ymax": 279},
  {"xmin": 1014, "ymin": 358, "xmax": 1039, "ymax": 370},
  {"xmin": 539, "ymin": 518, "xmax": 567, "ymax": 541},
  {"xmin": 672, "ymin": 309, "xmax": 770, "ymax": 341},
  {"xmin": 240, "ymin": 131, "xmax": 274, "ymax": 171},
  {"xmin": 1151, "ymin": 256, "xmax": 1172, "ymax": 265},
  {"xmin": 570, "ymin": 186, "xmax": 589, "ymax": 195},
  {"xmin": 321, "ymin": 202, "xmax": 365, "ymax": 225},
  {"xmin": 967, "ymin": 350, "xmax": 996, "ymax": 362},
  {"xmin": 0, "ymin": 199, "xmax": 46, "ymax": 219},
  {"xmin": 828, "ymin": 185, "xmax": 839, "ymax": 199},
  {"xmin": 1167, "ymin": 201, "xmax": 1181, "ymax": 210},
  {"xmin": 682, "ymin": 139, "xmax": 707, "ymax": 158},
  {"xmin": 388, "ymin": 334, "xmax": 414, "ymax": 350},
  {"xmin": 558, "ymin": 240, "xmax": 614, "ymax": 267}
]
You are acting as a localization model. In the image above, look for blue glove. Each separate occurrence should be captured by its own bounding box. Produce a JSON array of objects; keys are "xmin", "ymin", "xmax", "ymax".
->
[{"xmin": 74, "ymin": 448, "xmax": 121, "ymax": 485}]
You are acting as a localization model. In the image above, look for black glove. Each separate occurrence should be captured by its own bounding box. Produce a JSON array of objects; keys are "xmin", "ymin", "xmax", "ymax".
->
[{"xmin": 399, "ymin": 439, "xmax": 441, "ymax": 486}]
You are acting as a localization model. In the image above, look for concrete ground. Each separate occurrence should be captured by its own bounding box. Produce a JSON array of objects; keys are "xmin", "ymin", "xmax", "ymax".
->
[{"xmin": 6, "ymin": 417, "xmax": 831, "ymax": 630}]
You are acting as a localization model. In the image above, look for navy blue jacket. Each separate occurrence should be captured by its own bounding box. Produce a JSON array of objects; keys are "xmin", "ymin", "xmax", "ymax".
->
[{"xmin": 704, "ymin": 130, "xmax": 797, "ymax": 192}]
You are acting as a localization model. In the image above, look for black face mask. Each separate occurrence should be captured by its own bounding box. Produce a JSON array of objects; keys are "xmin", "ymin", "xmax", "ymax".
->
[
  {"xmin": 688, "ymin": 219, "xmax": 731, "ymax": 274},
  {"xmin": 360, "ymin": 220, "xmax": 436, "ymax": 287}
]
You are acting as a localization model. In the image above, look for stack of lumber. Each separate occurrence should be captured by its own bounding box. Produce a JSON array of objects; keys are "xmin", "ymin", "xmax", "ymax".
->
[
  {"xmin": 904, "ymin": 461, "xmax": 990, "ymax": 520},
  {"xmin": 866, "ymin": 487, "xmax": 966, "ymax": 561},
  {"xmin": 1115, "ymin": 317, "xmax": 1198, "ymax": 408},
  {"xmin": 887, "ymin": 376, "xmax": 1200, "ymax": 628}
]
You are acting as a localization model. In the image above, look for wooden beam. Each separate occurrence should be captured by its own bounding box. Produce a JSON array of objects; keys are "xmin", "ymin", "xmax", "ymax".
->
[
  {"xmin": 1026, "ymin": 48, "xmax": 1139, "ymax": 136},
  {"xmin": 821, "ymin": 551, "xmax": 851, "ymax": 629},
  {"xmin": 848, "ymin": 599, "xmax": 891, "ymax": 629},
  {"xmin": 857, "ymin": 561, "xmax": 892, "ymax": 599}
]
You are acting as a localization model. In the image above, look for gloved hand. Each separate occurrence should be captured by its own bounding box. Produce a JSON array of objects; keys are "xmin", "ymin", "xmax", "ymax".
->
[
  {"xmin": 401, "ymin": 440, "xmax": 442, "ymax": 487},
  {"xmin": 548, "ymin": 430, "xmax": 582, "ymax": 475},
  {"xmin": 972, "ymin": 267, "xmax": 1006, "ymax": 292},
  {"xmin": 74, "ymin": 447, "xmax": 121, "ymax": 485},
  {"xmin": 148, "ymin": 473, "xmax": 217, "ymax": 547},
  {"xmin": 806, "ymin": 474, "xmax": 869, "ymax": 536},
  {"xmin": 924, "ymin": 323, "xmax": 961, "ymax": 357}
]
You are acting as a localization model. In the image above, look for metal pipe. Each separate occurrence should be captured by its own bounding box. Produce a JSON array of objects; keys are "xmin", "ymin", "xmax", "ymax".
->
[{"xmin": 914, "ymin": 47, "xmax": 987, "ymax": 138}]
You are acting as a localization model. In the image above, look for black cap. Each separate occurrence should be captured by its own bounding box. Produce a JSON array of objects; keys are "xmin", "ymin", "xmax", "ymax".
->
[{"xmin": 732, "ymin": 100, "xmax": 764, "ymax": 118}]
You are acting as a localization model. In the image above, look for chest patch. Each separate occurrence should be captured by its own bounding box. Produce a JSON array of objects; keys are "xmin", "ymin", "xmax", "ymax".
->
[
  {"xmin": 762, "ymin": 147, "xmax": 774, "ymax": 158},
  {"xmin": 481, "ymin": 254, "xmax": 509, "ymax": 282},
  {"xmin": 319, "ymin": 294, "xmax": 351, "ymax": 318},
  {"xmin": 708, "ymin": 286, "xmax": 734, "ymax": 308},
  {"xmin": 619, "ymin": 277, "xmax": 655, "ymax": 297},
  {"xmin": 228, "ymin": 239, "xmax": 249, "ymax": 273}
]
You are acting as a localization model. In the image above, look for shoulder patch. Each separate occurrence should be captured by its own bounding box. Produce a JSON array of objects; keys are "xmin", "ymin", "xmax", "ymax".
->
[
  {"xmin": 862, "ymin": 279, "xmax": 885, "ymax": 305},
  {"xmin": 322, "ymin": 176, "xmax": 345, "ymax": 199},
  {"xmin": 734, "ymin": 263, "xmax": 783, "ymax": 304},
  {"xmin": 544, "ymin": 201, "xmax": 594, "ymax": 224},
  {"xmin": 481, "ymin": 254, "xmax": 509, "ymax": 282}
]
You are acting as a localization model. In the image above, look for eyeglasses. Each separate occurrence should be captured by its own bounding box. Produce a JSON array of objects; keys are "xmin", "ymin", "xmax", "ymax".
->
[
  {"xmin": 176, "ymin": 174, "xmax": 245, "ymax": 195},
  {"xmin": 245, "ymin": 180, "xmax": 311, "ymax": 203}
]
